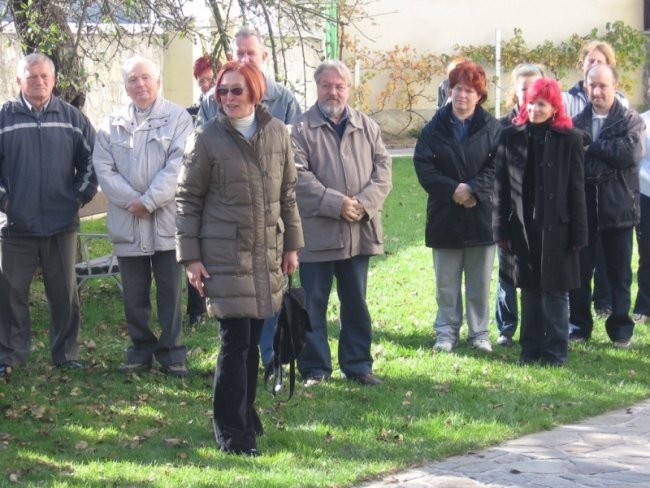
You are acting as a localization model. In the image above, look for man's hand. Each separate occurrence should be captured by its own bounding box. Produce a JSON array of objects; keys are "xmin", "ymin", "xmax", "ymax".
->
[
  {"xmin": 186, "ymin": 261, "xmax": 211, "ymax": 298},
  {"xmin": 126, "ymin": 198, "xmax": 150, "ymax": 217},
  {"xmin": 341, "ymin": 196, "xmax": 363, "ymax": 222}
]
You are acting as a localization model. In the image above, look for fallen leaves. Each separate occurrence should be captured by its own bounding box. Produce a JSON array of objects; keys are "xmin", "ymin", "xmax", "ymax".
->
[{"xmin": 377, "ymin": 429, "xmax": 405, "ymax": 443}]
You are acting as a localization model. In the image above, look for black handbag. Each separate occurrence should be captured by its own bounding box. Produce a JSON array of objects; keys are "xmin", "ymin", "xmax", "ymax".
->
[{"xmin": 264, "ymin": 275, "xmax": 312, "ymax": 400}]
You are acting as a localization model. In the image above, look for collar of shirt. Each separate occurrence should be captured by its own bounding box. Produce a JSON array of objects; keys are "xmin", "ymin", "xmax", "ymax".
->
[
  {"xmin": 450, "ymin": 111, "xmax": 472, "ymax": 142},
  {"xmin": 21, "ymin": 93, "xmax": 50, "ymax": 113},
  {"xmin": 317, "ymin": 104, "xmax": 350, "ymax": 139}
]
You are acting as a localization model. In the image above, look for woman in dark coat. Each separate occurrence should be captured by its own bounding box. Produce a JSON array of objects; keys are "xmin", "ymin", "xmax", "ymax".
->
[
  {"xmin": 414, "ymin": 61, "xmax": 501, "ymax": 353},
  {"xmin": 494, "ymin": 78, "xmax": 587, "ymax": 366}
]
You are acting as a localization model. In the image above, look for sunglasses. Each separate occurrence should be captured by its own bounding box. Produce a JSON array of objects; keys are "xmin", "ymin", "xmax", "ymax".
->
[{"xmin": 216, "ymin": 86, "xmax": 244, "ymax": 97}]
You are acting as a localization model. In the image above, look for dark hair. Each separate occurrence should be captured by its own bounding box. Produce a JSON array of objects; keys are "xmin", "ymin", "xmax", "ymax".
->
[
  {"xmin": 193, "ymin": 54, "xmax": 214, "ymax": 80},
  {"xmin": 512, "ymin": 78, "xmax": 573, "ymax": 130},
  {"xmin": 448, "ymin": 61, "xmax": 488, "ymax": 105},
  {"xmin": 215, "ymin": 60, "xmax": 266, "ymax": 105}
]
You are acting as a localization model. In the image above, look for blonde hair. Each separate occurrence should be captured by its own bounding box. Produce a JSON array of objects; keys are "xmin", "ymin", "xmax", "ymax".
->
[{"xmin": 579, "ymin": 40, "xmax": 617, "ymax": 69}]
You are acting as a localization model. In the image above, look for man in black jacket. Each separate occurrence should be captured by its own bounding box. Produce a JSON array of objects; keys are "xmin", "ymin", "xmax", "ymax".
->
[
  {"xmin": 0, "ymin": 53, "xmax": 97, "ymax": 377},
  {"xmin": 569, "ymin": 64, "xmax": 645, "ymax": 347}
]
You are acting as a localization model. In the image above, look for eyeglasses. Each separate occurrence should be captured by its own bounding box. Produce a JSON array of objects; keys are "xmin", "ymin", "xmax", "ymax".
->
[{"xmin": 216, "ymin": 86, "xmax": 244, "ymax": 97}]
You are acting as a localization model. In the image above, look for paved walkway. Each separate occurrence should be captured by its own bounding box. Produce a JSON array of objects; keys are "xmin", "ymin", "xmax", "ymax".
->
[{"xmin": 360, "ymin": 399, "xmax": 650, "ymax": 487}]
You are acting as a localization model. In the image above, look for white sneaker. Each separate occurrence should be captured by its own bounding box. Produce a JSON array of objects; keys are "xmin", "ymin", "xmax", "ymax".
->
[
  {"xmin": 472, "ymin": 340, "xmax": 493, "ymax": 352},
  {"xmin": 433, "ymin": 341, "xmax": 453, "ymax": 353}
]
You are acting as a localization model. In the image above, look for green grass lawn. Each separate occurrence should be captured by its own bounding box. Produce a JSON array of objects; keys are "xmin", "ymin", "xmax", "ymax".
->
[{"xmin": 1, "ymin": 156, "xmax": 649, "ymax": 487}]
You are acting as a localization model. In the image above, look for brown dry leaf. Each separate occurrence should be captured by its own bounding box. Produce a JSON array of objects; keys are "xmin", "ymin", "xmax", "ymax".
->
[
  {"xmin": 30, "ymin": 405, "xmax": 47, "ymax": 420},
  {"xmin": 75, "ymin": 441, "xmax": 88, "ymax": 450},
  {"xmin": 9, "ymin": 472, "xmax": 20, "ymax": 482},
  {"xmin": 402, "ymin": 400, "xmax": 411, "ymax": 406},
  {"xmin": 177, "ymin": 452, "xmax": 188, "ymax": 459},
  {"xmin": 164, "ymin": 438, "xmax": 186, "ymax": 447},
  {"xmin": 405, "ymin": 391, "xmax": 412, "ymax": 398},
  {"xmin": 393, "ymin": 433, "xmax": 404, "ymax": 442},
  {"xmin": 70, "ymin": 387, "xmax": 82, "ymax": 397},
  {"xmin": 0, "ymin": 442, "xmax": 9, "ymax": 451},
  {"xmin": 4, "ymin": 408, "xmax": 18, "ymax": 420},
  {"xmin": 85, "ymin": 340, "xmax": 97, "ymax": 352},
  {"xmin": 0, "ymin": 432, "xmax": 14, "ymax": 441},
  {"xmin": 127, "ymin": 436, "xmax": 145, "ymax": 449},
  {"xmin": 377, "ymin": 430, "xmax": 390, "ymax": 441},
  {"xmin": 324, "ymin": 432, "xmax": 334, "ymax": 443},
  {"xmin": 433, "ymin": 382, "xmax": 450, "ymax": 393},
  {"xmin": 303, "ymin": 391, "xmax": 314, "ymax": 399},
  {"xmin": 142, "ymin": 429, "xmax": 158, "ymax": 438},
  {"xmin": 628, "ymin": 369, "xmax": 637, "ymax": 377}
]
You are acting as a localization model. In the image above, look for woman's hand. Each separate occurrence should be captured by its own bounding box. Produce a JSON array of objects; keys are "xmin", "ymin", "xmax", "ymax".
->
[
  {"xmin": 186, "ymin": 261, "xmax": 211, "ymax": 297},
  {"xmin": 282, "ymin": 250, "xmax": 299, "ymax": 276}
]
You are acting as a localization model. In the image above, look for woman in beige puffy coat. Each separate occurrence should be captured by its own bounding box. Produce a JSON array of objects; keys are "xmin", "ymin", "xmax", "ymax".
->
[{"xmin": 176, "ymin": 61, "xmax": 303, "ymax": 456}]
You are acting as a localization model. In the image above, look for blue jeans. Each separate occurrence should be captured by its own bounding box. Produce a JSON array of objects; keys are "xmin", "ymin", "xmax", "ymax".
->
[
  {"xmin": 258, "ymin": 313, "xmax": 279, "ymax": 366},
  {"xmin": 297, "ymin": 255, "xmax": 373, "ymax": 379},
  {"xmin": 520, "ymin": 289, "xmax": 569, "ymax": 365},
  {"xmin": 495, "ymin": 278, "xmax": 518, "ymax": 338}
]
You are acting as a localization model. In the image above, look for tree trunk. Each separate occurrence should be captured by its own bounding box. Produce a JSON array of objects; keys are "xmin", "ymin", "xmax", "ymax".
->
[{"xmin": 10, "ymin": 0, "xmax": 87, "ymax": 109}]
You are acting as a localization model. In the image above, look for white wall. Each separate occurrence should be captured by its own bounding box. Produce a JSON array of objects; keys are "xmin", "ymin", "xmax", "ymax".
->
[{"xmin": 351, "ymin": 0, "xmax": 645, "ymax": 113}]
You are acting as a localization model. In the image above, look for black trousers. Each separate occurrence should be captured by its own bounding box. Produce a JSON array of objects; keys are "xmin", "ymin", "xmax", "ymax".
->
[
  {"xmin": 213, "ymin": 317, "xmax": 264, "ymax": 452},
  {"xmin": 569, "ymin": 224, "xmax": 634, "ymax": 341}
]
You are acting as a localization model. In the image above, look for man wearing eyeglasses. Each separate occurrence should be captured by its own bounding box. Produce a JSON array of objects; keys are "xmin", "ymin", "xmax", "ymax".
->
[
  {"xmin": 197, "ymin": 26, "xmax": 301, "ymax": 126},
  {"xmin": 291, "ymin": 60, "xmax": 392, "ymax": 387}
]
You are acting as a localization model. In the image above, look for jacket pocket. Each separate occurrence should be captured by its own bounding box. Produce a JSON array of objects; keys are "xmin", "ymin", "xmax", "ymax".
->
[
  {"xmin": 200, "ymin": 221, "xmax": 240, "ymax": 267},
  {"xmin": 155, "ymin": 204, "xmax": 176, "ymax": 237},
  {"xmin": 151, "ymin": 136, "xmax": 171, "ymax": 154},
  {"xmin": 267, "ymin": 219, "xmax": 284, "ymax": 269},
  {"xmin": 302, "ymin": 217, "xmax": 343, "ymax": 251},
  {"xmin": 107, "ymin": 205, "xmax": 136, "ymax": 244}
]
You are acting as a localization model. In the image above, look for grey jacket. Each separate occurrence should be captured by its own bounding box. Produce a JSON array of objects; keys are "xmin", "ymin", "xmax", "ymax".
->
[
  {"xmin": 197, "ymin": 73, "xmax": 301, "ymax": 125},
  {"xmin": 291, "ymin": 104, "xmax": 392, "ymax": 262},
  {"xmin": 93, "ymin": 96, "xmax": 193, "ymax": 256}
]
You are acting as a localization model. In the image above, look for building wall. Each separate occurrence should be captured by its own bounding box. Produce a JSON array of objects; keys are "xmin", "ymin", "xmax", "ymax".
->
[{"xmin": 351, "ymin": 0, "xmax": 645, "ymax": 121}]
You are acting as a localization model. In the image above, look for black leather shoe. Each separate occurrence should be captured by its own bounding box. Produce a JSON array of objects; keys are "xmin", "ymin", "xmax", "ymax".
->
[
  {"xmin": 221, "ymin": 446, "xmax": 261, "ymax": 457},
  {"xmin": 348, "ymin": 373, "xmax": 382, "ymax": 386},
  {"xmin": 160, "ymin": 363, "xmax": 188, "ymax": 378},
  {"xmin": 56, "ymin": 360, "xmax": 83, "ymax": 370},
  {"xmin": 0, "ymin": 364, "xmax": 12, "ymax": 378}
]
